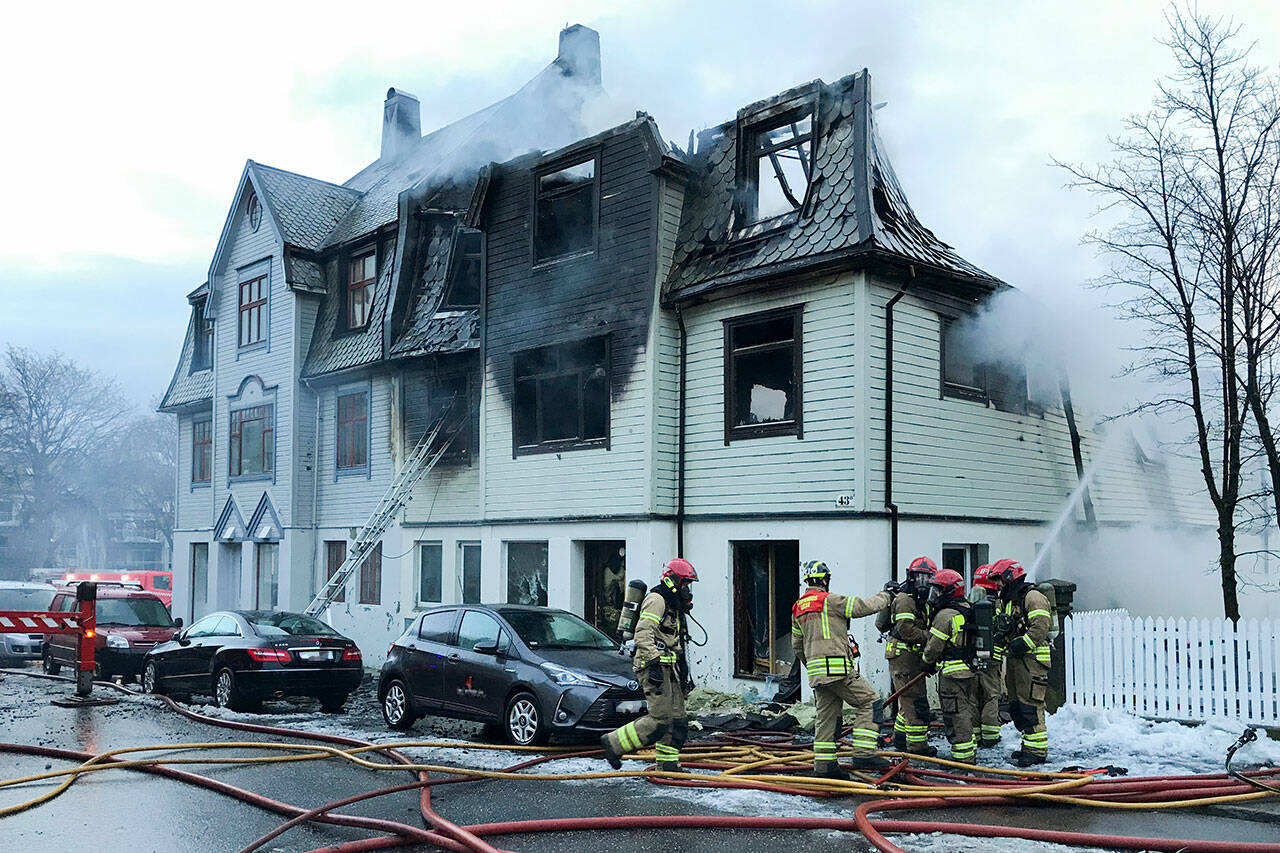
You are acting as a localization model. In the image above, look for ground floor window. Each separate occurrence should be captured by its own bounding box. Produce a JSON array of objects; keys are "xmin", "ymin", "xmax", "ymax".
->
[
  {"xmin": 506, "ymin": 541, "xmax": 548, "ymax": 606},
  {"xmin": 418, "ymin": 541, "xmax": 443, "ymax": 604},
  {"xmin": 732, "ymin": 540, "xmax": 799, "ymax": 679},
  {"xmin": 218, "ymin": 543, "xmax": 242, "ymax": 610},
  {"xmin": 359, "ymin": 543, "xmax": 383, "ymax": 604},
  {"xmin": 191, "ymin": 542, "xmax": 209, "ymax": 620},
  {"xmin": 582, "ymin": 540, "xmax": 626, "ymax": 637},
  {"xmin": 459, "ymin": 542, "xmax": 481, "ymax": 603},
  {"xmin": 324, "ymin": 540, "xmax": 347, "ymax": 603},
  {"xmin": 942, "ymin": 543, "xmax": 989, "ymax": 590},
  {"xmin": 255, "ymin": 542, "xmax": 279, "ymax": 610}
]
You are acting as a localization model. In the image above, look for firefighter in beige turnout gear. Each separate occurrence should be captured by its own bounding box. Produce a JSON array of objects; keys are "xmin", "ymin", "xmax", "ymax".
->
[
  {"xmin": 791, "ymin": 560, "xmax": 892, "ymax": 779},
  {"xmin": 991, "ymin": 558, "xmax": 1052, "ymax": 767},
  {"xmin": 886, "ymin": 556, "xmax": 939, "ymax": 756},
  {"xmin": 921, "ymin": 568, "xmax": 979, "ymax": 764},
  {"xmin": 601, "ymin": 559, "xmax": 697, "ymax": 772},
  {"xmin": 969, "ymin": 564, "xmax": 1005, "ymax": 749}
]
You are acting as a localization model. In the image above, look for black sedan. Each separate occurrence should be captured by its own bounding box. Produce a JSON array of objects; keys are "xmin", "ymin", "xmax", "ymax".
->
[
  {"xmin": 142, "ymin": 610, "xmax": 363, "ymax": 712},
  {"xmin": 378, "ymin": 604, "xmax": 645, "ymax": 746}
]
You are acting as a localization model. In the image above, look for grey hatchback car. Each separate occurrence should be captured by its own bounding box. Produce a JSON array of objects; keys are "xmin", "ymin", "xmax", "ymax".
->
[{"xmin": 378, "ymin": 605, "xmax": 645, "ymax": 745}]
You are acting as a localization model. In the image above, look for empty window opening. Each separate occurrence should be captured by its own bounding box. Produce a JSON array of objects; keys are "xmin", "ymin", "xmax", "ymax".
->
[
  {"xmin": 725, "ymin": 308, "xmax": 802, "ymax": 441},
  {"xmin": 534, "ymin": 157, "xmax": 597, "ymax": 262},
  {"xmin": 750, "ymin": 111, "xmax": 813, "ymax": 222},
  {"xmin": 418, "ymin": 541, "xmax": 443, "ymax": 605},
  {"xmin": 513, "ymin": 336, "xmax": 609, "ymax": 453},
  {"xmin": 348, "ymin": 251, "xmax": 376, "ymax": 330},
  {"xmin": 941, "ymin": 316, "xmax": 1028, "ymax": 414},
  {"xmin": 732, "ymin": 540, "xmax": 799, "ymax": 679},
  {"xmin": 238, "ymin": 274, "xmax": 268, "ymax": 348},
  {"xmin": 506, "ymin": 542, "xmax": 548, "ymax": 607},
  {"xmin": 229, "ymin": 404, "xmax": 274, "ymax": 478},
  {"xmin": 459, "ymin": 542, "xmax": 481, "ymax": 604},
  {"xmin": 582, "ymin": 541, "xmax": 626, "ymax": 637},
  {"xmin": 336, "ymin": 390, "xmax": 369, "ymax": 470},
  {"xmin": 192, "ymin": 417, "xmax": 212, "ymax": 484},
  {"xmin": 444, "ymin": 230, "xmax": 482, "ymax": 307},
  {"xmin": 941, "ymin": 543, "xmax": 989, "ymax": 591}
]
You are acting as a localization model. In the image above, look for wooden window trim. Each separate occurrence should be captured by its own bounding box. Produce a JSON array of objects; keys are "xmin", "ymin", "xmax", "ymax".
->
[
  {"xmin": 346, "ymin": 250, "xmax": 376, "ymax": 331},
  {"xmin": 229, "ymin": 404, "xmax": 274, "ymax": 479},
  {"xmin": 723, "ymin": 305, "xmax": 804, "ymax": 444},
  {"xmin": 335, "ymin": 389, "xmax": 370, "ymax": 472},
  {"xmin": 511, "ymin": 335, "xmax": 611, "ymax": 457},
  {"xmin": 324, "ymin": 541, "xmax": 347, "ymax": 603},
  {"xmin": 737, "ymin": 99, "xmax": 817, "ymax": 227},
  {"xmin": 191, "ymin": 417, "xmax": 212, "ymax": 485},
  {"xmin": 359, "ymin": 543, "xmax": 382, "ymax": 604},
  {"xmin": 531, "ymin": 152, "xmax": 600, "ymax": 266},
  {"xmin": 191, "ymin": 302, "xmax": 213, "ymax": 372},
  {"xmin": 238, "ymin": 274, "xmax": 268, "ymax": 349},
  {"xmin": 417, "ymin": 541, "xmax": 444, "ymax": 606}
]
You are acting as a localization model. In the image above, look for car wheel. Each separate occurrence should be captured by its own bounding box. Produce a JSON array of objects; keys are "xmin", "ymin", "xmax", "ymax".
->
[
  {"xmin": 42, "ymin": 651, "xmax": 61, "ymax": 676},
  {"xmin": 143, "ymin": 661, "xmax": 165, "ymax": 695},
  {"xmin": 381, "ymin": 680, "xmax": 416, "ymax": 730},
  {"xmin": 214, "ymin": 667, "xmax": 253, "ymax": 712},
  {"xmin": 319, "ymin": 692, "xmax": 348, "ymax": 714},
  {"xmin": 505, "ymin": 692, "xmax": 548, "ymax": 747}
]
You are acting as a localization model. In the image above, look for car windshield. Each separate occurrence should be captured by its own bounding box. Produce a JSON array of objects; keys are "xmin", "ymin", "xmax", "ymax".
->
[
  {"xmin": 246, "ymin": 612, "xmax": 342, "ymax": 638},
  {"xmin": 0, "ymin": 588, "xmax": 54, "ymax": 611},
  {"xmin": 499, "ymin": 610, "xmax": 616, "ymax": 650},
  {"xmin": 95, "ymin": 598, "xmax": 174, "ymax": 627}
]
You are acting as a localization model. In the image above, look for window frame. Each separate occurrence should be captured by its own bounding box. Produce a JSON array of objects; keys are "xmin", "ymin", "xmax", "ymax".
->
[
  {"xmin": 346, "ymin": 249, "xmax": 377, "ymax": 331},
  {"xmin": 359, "ymin": 542, "xmax": 383, "ymax": 605},
  {"xmin": 458, "ymin": 542, "xmax": 481, "ymax": 605},
  {"xmin": 191, "ymin": 416, "xmax": 212, "ymax": 487},
  {"xmin": 416, "ymin": 540, "xmax": 444, "ymax": 607},
  {"xmin": 723, "ymin": 305, "xmax": 804, "ymax": 443},
  {"xmin": 505, "ymin": 541, "xmax": 549, "ymax": 608},
  {"xmin": 443, "ymin": 229, "xmax": 483, "ymax": 308},
  {"xmin": 939, "ymin": 314, "xmax": 1029, "ymax": 414},
  {"xmin": 511, "ymin": 335, "xmax": 611, "ymax": 457},
  {"xmin": 531, "ymin": 152, "xmax": 600, "ymax": 266},
  {"xmin": 335, "ymin": 385, "xmax": 371, "ymax": 476},
  {"xmin": 228, "ymin": 403, "xmax": 274, "ymax": 482},
  {"xmin": 324, "ymin": 540, "xmax": 347, "ymax": 603},
  {"xmin": 742, "ymin": 107, "xmax": 815, "ymax": 225},
  {"xmin": 237, "ymin": 271, "xmax": 269, "ymax": 351},
  {"xmin": 190, "ymin": 300, "xmax": 213, "ymax": 372}
]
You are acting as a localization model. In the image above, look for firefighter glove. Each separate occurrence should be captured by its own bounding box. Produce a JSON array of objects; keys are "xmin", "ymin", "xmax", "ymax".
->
[
  {"xmin": 922, "ymin": 661, "xmax": 938, "ymax": 676},
  {"xmin": 1008, "ymin": 642, "xmax": 1029, "ymax": 658},
  {"xmin": 646, "ymin": 661, "xmax": 665, "ymax": 689}
]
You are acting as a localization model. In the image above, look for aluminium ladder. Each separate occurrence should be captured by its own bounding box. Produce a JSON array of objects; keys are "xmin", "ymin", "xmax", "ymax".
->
[{"xmin": 304, "ymin": 399, "xmax": 463, "ymax": 618}]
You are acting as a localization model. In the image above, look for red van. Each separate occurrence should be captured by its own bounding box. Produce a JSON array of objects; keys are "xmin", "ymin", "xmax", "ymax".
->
[
  {"xmin": 44, "ymin": 585, "xmax": 181, "ymax": 681},
  {"xmin": 62, "ymin": 570, "xmax": 172, "ymax": 609}
]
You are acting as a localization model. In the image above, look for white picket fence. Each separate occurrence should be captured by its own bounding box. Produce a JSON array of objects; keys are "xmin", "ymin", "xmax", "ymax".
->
[{"xmin": 1064, "ymin": 610, "xmax": 1280, "ymax": 725}]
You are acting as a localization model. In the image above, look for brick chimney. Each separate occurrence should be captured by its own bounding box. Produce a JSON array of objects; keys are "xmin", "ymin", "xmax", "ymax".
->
[
  {"xmin": 556, "ymin": 24, "xmax": 601, "ymax": 86},
  {"xmin": 381, "ymin": 87, "xmax": 421, "ymax": 162}
]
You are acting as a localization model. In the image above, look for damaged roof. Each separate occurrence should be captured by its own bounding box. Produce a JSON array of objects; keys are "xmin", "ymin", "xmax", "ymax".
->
[{"xmin": 664, "ymin": 72, "xmax": 1001, "ymax": 303}]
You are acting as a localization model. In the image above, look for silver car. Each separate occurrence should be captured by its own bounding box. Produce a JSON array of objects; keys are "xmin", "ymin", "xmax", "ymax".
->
[{"xmin": 0, "ymin": 581, "xmax": 56, "ymax": 664}]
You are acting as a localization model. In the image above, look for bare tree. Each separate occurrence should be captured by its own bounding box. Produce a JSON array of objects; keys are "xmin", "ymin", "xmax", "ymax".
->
[
  {"xmin": 1057, "ymin": 6, "xmax": 1280, "ymax": 621},
  {"xmin": 0, "ymin": 346, "xmax": 134, "ymax": 577},
  {"xmin": 89, "ymin": 412, "xmax": 177, "ymax": 558}
]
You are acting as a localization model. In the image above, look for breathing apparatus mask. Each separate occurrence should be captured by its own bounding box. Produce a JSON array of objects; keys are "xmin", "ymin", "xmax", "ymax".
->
[{"xmin": 926, "ymin": 583, "xmax": 945, "ymax": 609}]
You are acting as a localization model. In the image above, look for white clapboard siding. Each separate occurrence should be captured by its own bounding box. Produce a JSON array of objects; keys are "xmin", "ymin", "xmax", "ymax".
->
[{"xmin": 1065, "ymin": 610, "xmax": 1280, "ymax": 725}]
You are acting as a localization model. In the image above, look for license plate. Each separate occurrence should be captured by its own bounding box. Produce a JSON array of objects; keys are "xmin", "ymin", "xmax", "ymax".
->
[
  {"xmin": 615, "ymin": 700, "xmax": 645, "ymax": 714},
  {"xmin": 297, "ymin": 650, "xmax": 335, "ymax": 662}
]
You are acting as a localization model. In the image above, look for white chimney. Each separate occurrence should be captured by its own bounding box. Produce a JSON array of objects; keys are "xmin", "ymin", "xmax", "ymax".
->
[
  {"xmin": 381, "ymin": 87, "xmax": 421, "ymax": 162},
  {"xmin": 556, "ymin": 24, "xmax": 601, "ymax": 86}
]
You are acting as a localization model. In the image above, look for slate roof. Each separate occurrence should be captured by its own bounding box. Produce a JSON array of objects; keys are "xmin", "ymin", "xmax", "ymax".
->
[
  {"xmin": 158, "ymin": 313, "xmax": 214, "ymax": 412},
  {"xmin": 249, "ymin": 162, "xmax": 361, "ymax": 252},
  {"xmin": 301, "ymin": 240, "xmax": 397, "ymax": 378},
  {"xmin": 664, "ymin": 72, "xmax": 1001, "ymax": 303},
  {"xmin": 390, "ymin": 217, "xmax": 479, "ymax": 358}
]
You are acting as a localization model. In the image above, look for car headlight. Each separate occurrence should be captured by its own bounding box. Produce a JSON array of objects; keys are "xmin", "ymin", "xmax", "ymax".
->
[
  {"xmin": 540, "ymin": 662, "xmax": 597, "ymax": 687},
  {"xmin": 105, "ymin": 635, "xmax": 130, "ymax": 650}
]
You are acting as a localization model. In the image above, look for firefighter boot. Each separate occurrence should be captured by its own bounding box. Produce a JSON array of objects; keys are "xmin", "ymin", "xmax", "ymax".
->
[
  {"xmin": 656, "ymin": 761, "xmax": 688, "ymax": 774},
  {"xmin": 1011, "ymin": 749, "xmax": 1047, "ymax": 768},
  {"xmin": 600, "ymin": 735, "xmax": 623, "ymax": 770},
  {"xmin": 845, "ymin": 754, "xmax": 893, "ymax": 772},
  {"xmin": 813, "ymin": 761, "xmax": 851, "ymax": 781},
  {"xmin": 893, "ymin": 730, "xmax": 907, "ymax": 751},
  {"xmin": 908, "ymin": 744, "xmax": 938, "ymax": 758}
]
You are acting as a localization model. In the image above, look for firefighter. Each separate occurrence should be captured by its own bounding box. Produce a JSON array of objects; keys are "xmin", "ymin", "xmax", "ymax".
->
[
  {"xmin": 920, "ymin": 569, "xmax": 978, "ymax": 764},
  {"xmin": 885, "ymin": 556, "xmax": 938, "ymax": 756},
  {"xmin": 990, "ymin": 558, "xmax": 1051, "ymax": 767},
  {"xmin": 791, "ymin": 560, "xmax": 892, "ymax": 779},
  {"xmin": 968, "ymin": 564, "xmax": 1004, "ymax": 749},
  {"xmin": 601, "ymin": 558, "xmax": 697, "ymax": 773}
]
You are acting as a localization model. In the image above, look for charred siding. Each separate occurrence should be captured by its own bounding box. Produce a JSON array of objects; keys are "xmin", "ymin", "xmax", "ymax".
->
[{"xmin": 482, "ymin": 127, "xmax": 658, "ymax": 518}]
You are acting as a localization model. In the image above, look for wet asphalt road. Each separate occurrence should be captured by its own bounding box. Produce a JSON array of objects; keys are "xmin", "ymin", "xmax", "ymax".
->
[{"xmin": 1, "ymin": 667, "xmax": 1277, "ymax": 852}]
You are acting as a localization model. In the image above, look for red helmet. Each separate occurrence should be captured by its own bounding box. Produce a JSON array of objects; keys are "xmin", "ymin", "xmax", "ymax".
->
[
  {"xmin": 928, "ymin": 568, "xmax": 965, "ymax": 603},
  {"xmin": 989, "ymin": 558, "xmax": 1025, "ymax": 586},
  {"xmin": 662, "ymin": 558, "xmax": 698, "ymax": 583},
  {"xmin": 907, "ymin": 556, "xmax": 938, "ymax": 575},
  {"xmin": 972, "ymin": 564, "xmax": 999, "ymax": 591}
]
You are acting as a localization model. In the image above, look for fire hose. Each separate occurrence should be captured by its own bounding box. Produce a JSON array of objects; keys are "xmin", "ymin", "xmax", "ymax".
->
[{"xmin": 2, "ymin": 669, "xmax": 1279, "ymax": 853}]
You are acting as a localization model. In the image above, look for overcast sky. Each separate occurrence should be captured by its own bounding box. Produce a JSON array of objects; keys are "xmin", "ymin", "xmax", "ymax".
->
[{"xmin": 1, "ymin": 0, "xmax": 1277, "ymax": 409}]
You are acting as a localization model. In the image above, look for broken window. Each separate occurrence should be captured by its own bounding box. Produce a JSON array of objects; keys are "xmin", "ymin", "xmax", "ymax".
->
[
  {"xmin": 429, "ymin": 375, "xmax": 475, "ymax": 462},
  {"xmin": 229, "ymin": 404, "xmax": 273, "ymax": 478},
  {"xmin": 941, "ymin": 316, "xmax": 1028, "ymax": 413},
  {"xmin": 732, "ymin": 540, "xmax": 799, "ymax": 679},
  {"xmin": 347, "ymin": 251, "xmax": 376, "ymax": 330},
  {"xmin": 749, "ymin": 111, "xmax": 813, "ymax": 222},
  {"xmin": 238, "ymin": 274, "xmax": 268, "ymax": 348},
  {"xmin": 336, "ymin": 389, "xmax": 369, "ymax": 470},
  {"xmin": 513, "ymin": 336, "xmax": 609, "ymax": 454},
  {"xmin": 506, "ymin": 542, "xmax": 548, "ymax": 607},
  {"xmin": 444, "ymin": 230, "xmax": 482, "ymax": 307},
  {"xmin": 533, "ymin": 156, "xmax": 596, "ymax": 262},
  {"xmin": 724, "ymin": 308, "xmax": 802, "ymax": 441},
  {"xmin": 191, "ymin": 300, "xmax": 213, "ymax": 371},
  {"xmin": 191, "ymin": 417, "xmax": 212, "ymax": 484}
]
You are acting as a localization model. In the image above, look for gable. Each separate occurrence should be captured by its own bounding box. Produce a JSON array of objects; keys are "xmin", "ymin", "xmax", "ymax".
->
[
  {"xmin": 213, "ymin": 495, "xmax": 247, "ymax": 542},
  {"xmin": 205, "ymin": 165, "xmax": 283, "ymax": 319},
  {"xmin": 246, "ymin": 492, "xmax": 283, "ymax": 541}
]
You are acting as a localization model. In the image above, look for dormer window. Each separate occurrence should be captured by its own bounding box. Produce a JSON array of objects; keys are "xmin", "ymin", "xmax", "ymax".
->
[
  {"xmin": 347, "ymin": 251, "xmax": 376, "ymax": 329},
  {"xmin": 191, "ymin": 300, "xmax": 213, "ymax": 371},
  {"xmin": 746, "ymin": 109, "xmax": 813, "ymax": 222},
  {"xmin": 533, "ymin": 156, "xmax": 597, "ymax": 263},
  {"xmin": 444, "ymin": 230, "xmax": 482, "ymax": 307}
]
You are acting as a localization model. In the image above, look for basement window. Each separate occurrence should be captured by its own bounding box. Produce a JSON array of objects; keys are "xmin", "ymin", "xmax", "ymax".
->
[
  {"xmin": 512, "ymin": 336, "xmax": 609, "ymax": 455},
  {"xmin": 748, "ymin": 110, "xmax": 813, "ymax": 222},
  {"xmin": 533, "ymin": 156, "xmax": 597, "ymax": 263},
  {"xmin": 940, "ymin": 317, "xmax": 1028, "ymax": 414},
  {"xmin": 724, "ymin": 307, "xmax": 803, "ymax": 441},
  {"xmin": 443, "ymin": 230, "xmax": 482, "ymax": 307}
]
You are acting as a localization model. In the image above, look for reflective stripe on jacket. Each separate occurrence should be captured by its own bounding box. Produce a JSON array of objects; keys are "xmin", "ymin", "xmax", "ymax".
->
[
  {"xmin": 1003, "ymin": 587, "xmax": 1052, "ymax": 665},
  {"xmin": 633, "ymin": 591, "xmax": 682, "ymax": 672},
  {"xmin": 791, "ymin": 586, "xmax": 890, "ymax": 687},
  {"xmin": 884, "ymin": 591, "xmax": 929, "ymax": 660},
  {"xmin": 922, "ymin": 605, "xmax": 973, "ymax": 678}
]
